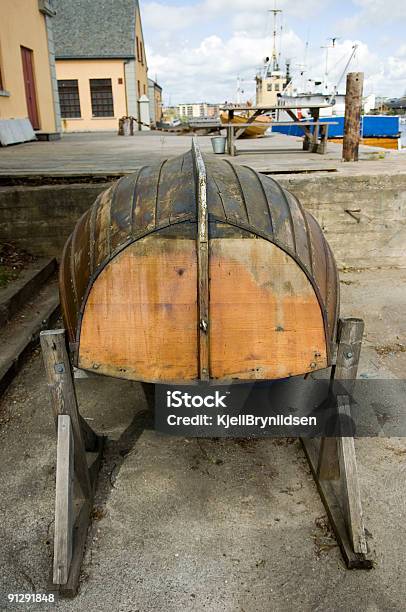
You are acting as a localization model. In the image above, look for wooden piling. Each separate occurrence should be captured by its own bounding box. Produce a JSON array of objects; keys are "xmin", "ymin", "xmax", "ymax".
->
[{"xmin": 343, "ymin": 72, "xmax": 364, "ymax": 162}]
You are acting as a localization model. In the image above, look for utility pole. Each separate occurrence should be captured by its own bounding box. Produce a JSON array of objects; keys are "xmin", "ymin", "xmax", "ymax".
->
[{"xmin": 343, "ymin": 72, "xmax": 364, "ymax": 162}]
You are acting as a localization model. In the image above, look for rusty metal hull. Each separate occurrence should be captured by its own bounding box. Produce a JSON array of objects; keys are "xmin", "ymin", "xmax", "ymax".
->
[{"xmin": 60, "ymin": 142, "xmax": 339, "ymax": 381}]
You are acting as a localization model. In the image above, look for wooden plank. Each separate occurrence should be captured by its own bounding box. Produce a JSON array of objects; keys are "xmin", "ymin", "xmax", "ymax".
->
[
  {"xmin": 221, "ymin": 121, "xmax": 338, "ymax": 127},
  {"xmin": 220, "ymin": 104, "xmax": 332, "ymax": 111},
  {"xmin": 58, "ymin": 500, "xmax": 92, "ymax": 598},
  {"xmin": 317, "ymin": 437, "xmax": 339, "ymax": 480},
  {"xmin": 335, "ymin": 318, "xmax": 364, "ymax": 393},
  {"xmin": 53, "ymin": 415, "xmax": 74, "ymax": 585},
  {"xmin": 317, "ymin": 318, "xmax": 364, "ymax": 480},
  {"xmin": 79, "ymin": 235, "xmax": 198, "ymax": 383},
  {"xmin": 40, "ymin": 330, "xmax": 92, "ymax": 499},
  {"xmin": 337, "ymin": 395, "xmax": 368, "ymax": 554},
  {"xmin": 301, "ymin": 437, "xmax": 372, "ymax": 569},
  {"xmin": 343, "ymin": 72, "xmax": 364, "ymax": 162},
  {"xmin": 192, "ymin": 138, "xmax": 210, "ymax": 380},
  {"xmin": 209, "ymin": 238, "xmax": 327, "ymax": 379}
]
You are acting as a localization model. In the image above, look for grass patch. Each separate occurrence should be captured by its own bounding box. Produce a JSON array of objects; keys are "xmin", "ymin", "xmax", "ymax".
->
[
  {"xmin": 0, "ymin": 266, "xmax": 18, "ymax": 288},
  {"xmin": 0, "ymin": 242, "xmax": 35, "ymax": 290}
]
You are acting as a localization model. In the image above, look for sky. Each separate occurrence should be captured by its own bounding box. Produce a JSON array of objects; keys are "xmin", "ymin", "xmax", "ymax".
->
[{"xmin": 140, "ymin": 0, "xmax": 406, "ymax": 105}]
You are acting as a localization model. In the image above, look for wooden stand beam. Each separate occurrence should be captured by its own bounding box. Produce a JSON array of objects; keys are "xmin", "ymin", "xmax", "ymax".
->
[
  {"xmin": 53, "ymin": 415, "xmax": 74, "ymax": 584},
  {"xmin": 41, "ymin": 329, "xmax": 104, "ymax": 597},
  {"xmin": 301, "ymin": 317, "xmax": 373, "ymax": 569}
]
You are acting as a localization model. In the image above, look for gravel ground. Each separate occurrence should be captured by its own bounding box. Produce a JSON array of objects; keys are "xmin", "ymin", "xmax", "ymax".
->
[{"xmin": 0, "ymin": 268, "xmax": 405, "ymax": 611}]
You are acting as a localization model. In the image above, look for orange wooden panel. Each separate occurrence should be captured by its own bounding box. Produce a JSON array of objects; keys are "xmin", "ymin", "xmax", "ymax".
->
[
  {"xmin": 209, "ymin": 238, "xmax": 327, "ymax": 379},
  {"xmin": 79, "ymin": 235, "xmax": 198, "ymax": 382}
]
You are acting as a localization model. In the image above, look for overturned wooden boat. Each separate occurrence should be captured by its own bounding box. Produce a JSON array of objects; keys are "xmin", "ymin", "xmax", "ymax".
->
[
  {"xmin": 45, "ymin": 141, "xmax": 374, "ymax": 595},
  {"xmin": 60, "ymin": 140, "xmax": 339, "ymax": 383},
  {"xmin": 220, "ymin": 111, "xmax": 271, "ymax": 138}
]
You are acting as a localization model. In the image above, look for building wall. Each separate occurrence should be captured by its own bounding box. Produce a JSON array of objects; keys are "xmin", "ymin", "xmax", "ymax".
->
[
  {"xmin": 148, "ymin": 81, "xmax": 162, "ymax": 125},
  {"xmin": 0, "ymin": 0, "xmax": 57, "ymax": 132},
  {"xmin": 135, "ymin": 6, "xmax": 148, "ymax": 100},
  {"xmin": 125, "ymin": 59, "xmax": 138, "ymax": 118},
  {"xmin": 154, "ymin": 87, "xmax": 162, "ymax": 123},
  {"xmin": 56, "ymin": 59, "xmax": 127, "ymax": 131}
]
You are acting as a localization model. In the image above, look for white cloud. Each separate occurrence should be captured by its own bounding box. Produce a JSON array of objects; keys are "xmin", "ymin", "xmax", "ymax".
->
[
  {"xmin": 142, "ymin": 0, "xmax": 406, "ymax": 102},
  {"xmin": 146, "ymin": 28, "xmax": 306, "ymax": 103},
  {"xmin": 353, "ymin": 0, "xmax": 406, "ymax": 22},
  {"xmin": 143, "ymin": 0, "xmax": 331, "ymax": 34}
]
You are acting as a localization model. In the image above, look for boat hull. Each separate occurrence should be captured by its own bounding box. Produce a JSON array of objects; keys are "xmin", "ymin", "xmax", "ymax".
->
[{"xmin": 220, "ymin": 112, "xmax": 271, "ymax": 138}]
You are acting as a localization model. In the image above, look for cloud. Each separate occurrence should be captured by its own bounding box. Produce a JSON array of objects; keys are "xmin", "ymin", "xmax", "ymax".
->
[
  {"xmin": 141, "ymin": 0, "xmax": 406, "ymax": 102},
  {"xmin": 352, "ymin": 0, "xmax": 406, "ymax": 23},
  {"xmin": 146, "ymin": 28, "xmax": 305, "ymax": 103},
  {"xmin": 143, "ymin": 0, "xmax": 332, "ymax": 34}
]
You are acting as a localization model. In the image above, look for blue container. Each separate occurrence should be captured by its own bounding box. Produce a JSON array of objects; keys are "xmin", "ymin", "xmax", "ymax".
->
[{"xmin": 271, "ymin": 115, "xmax": 400, "ymax": 139}]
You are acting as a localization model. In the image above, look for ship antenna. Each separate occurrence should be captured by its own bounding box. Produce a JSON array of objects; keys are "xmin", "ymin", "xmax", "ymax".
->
[{"xmin": 268, "ymin": 1, "xmax": 282, "ymax": 72}]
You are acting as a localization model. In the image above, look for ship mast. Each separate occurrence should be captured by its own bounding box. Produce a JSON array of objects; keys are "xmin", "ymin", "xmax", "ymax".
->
[{"xmin": 268, "ymin": 1, "xmax": 282, "ymax": 73}]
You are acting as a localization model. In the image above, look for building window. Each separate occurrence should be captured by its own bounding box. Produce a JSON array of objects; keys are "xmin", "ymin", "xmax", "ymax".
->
[
  {"xmin": 139, "ymin": 42, "xmax": 143, "ymax": 65},
  {"xmin": 90, "ymin": 78, "xmax": 114, "ymax": 117},
  {"xmin": 136, "ymin": 36, "xmax": 140, "ymax": 60},
  {"xmin": 58, "ymin": 79, "xmax": 81, "ymax": 118},
  {"xmin": 137, "ymin": 80, "xmax": 141, "ymax": 98},
  {"xmin": 143, "ymin": 84, "xmax": 146, "ymax": 95},
  {"xmin": 267, "ymin": 83, "xmax": 272, "ymax": 91},
  {"xmin": 275, "ymin": 83, "xmax": 280, "ymax": 92}
]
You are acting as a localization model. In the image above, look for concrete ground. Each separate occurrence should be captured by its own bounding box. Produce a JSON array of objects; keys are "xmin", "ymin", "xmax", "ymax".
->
[
  {"xmin": 0, "ymin": 131, "xmax": 404, "ymax": 177},
  {"xmin": 0, "ymin": 268, "xmax": 405, "ymax": 611}
]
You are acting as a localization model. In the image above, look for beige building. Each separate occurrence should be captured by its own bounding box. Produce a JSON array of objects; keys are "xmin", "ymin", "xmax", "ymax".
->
[
  {"xmin": 53, "ymin": 0, "xmax": 149, "ymax": 132},
  {"xmin": 0, "ymin": 0, "xmax": 61, "ymax": 134}
]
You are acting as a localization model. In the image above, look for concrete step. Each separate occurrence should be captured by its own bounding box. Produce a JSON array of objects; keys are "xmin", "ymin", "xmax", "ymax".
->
[
  {"xmin": 0, "ymin": 280, "xmax": 60, "ymax": 396},
  {"xmin": 0, "ymin": 258, "xmax": 57, "ymax": 328}
]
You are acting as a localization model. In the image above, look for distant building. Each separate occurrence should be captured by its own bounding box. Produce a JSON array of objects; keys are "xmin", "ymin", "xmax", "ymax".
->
[
  {"xmin": 148, "ymin": 78, "xmax": 162, "ymax": 126},
  {"xmin": 53, "ymin": 0, "xmax": 149, "ymax": 132},
  {"xmin": 0, "ymin": 0, "xmax": 61, "ymax": 136},
  {"xmin": 178, "ymin": 103, "xmax": 220, "ymax": 120}
]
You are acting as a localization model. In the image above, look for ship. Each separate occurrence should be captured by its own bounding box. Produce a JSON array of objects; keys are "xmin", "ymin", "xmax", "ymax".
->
[{"xmin": 254, "ymin": 4, "xmax": 402, "ymax": 149}]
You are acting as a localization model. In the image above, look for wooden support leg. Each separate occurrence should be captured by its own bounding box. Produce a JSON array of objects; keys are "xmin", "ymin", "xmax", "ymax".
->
[
  {"xmin": 227, "ymin": 126, "xmax": 235, "ymax": 156},
  {"xmin": 337, "ymin": 394, "xmax": 367, "ymax": 554},
  {"xmin": 317, "ymin": 124, "xmax": 328, "ymax": 154},
  {"xmin": 303, "ymin": 132, "xmax": 311, "ymax": 151},
  {"xmin": 41, "ymin": 329, "xmax": 104, "ymax": 596},
  {"xmin": 301, "ymin": 317, "xmax": 373, "ymax": 568},
  {"xmin": 226, "ymin": 126, "xmax": 231, "ymax": 155},
  {"xmin": 54, "ymin": 415, "xmax": 74, "ymax": 584},
  {"xmin": 311, "ymin": 123, "xmax": 320, "ymax": 153}
]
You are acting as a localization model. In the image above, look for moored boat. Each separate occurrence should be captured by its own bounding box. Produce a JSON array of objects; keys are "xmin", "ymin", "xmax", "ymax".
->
[{"xmin": 220, "ymin": 111, "xmax": 271, "ymax": 138}]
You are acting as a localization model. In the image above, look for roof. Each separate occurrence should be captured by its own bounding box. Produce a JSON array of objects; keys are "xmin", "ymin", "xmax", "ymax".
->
[
  {"xmin": 148, "ymin": 78, "xmax": 162, "ymax": 90},
  {"xmin": 53, "ymin": 0, "xmax": 139, "ymax": 59}
]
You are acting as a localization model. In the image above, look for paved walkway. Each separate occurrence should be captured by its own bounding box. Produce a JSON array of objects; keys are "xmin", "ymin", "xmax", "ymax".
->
[{"xmin": 0, "ymin": 131, "xmax": 404, "ymax": 177}]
